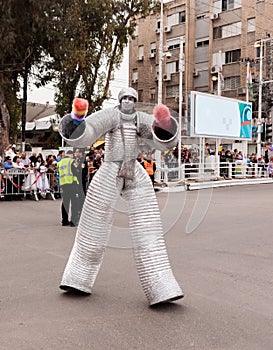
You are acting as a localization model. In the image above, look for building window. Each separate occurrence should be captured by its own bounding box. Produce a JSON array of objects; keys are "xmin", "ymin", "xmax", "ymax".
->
[
  {"xmin": 150, "ymin": 88, "xmax": 156, "ymax": 101},
  {"xmin": 196, "ymin": 14, "xmax": 206, "ymax": 20},
  {"xmin": 222, "ymin": 22, "xmax": 241, "ymax": 37},
  {"xmin": 213, "ymin": 27, "xmax": 222, "ymax": 40},
  {"xmin": 134, "ymin": 25, "xmax": 139, "ymax": 37},
  {"xmin": 247, "ymin": 18, "xmax": 255, "ymax": 32},
  {"xmin": 138, "ymin": 90, "xmax": 143, "ymax": 102},
  {"xmin": 179, "ymin": 11, "xmax": 186, "ymax": 23},
  {"xmin": 150, "ymin": 42, "xmax": 156, "ymax": 54},
  {"xmin": 167, "ymin": 14, "xmax": 175, "ymax": 27},
  {"xmin": 213, "ymin": 22, "xmax": 241, "ymax": 39},
  {"xmin": 222, "ymin": 0, "xmax": 242, "ymax": 11},
  {"xmin": 255, "ymin": 46, "xmax": 262, "ymax": 59},
  {"xmin": 166, "ymin": 37, "xmax": 182, "ymax": 50},
  {"xmin": 213, "ymin": 1, "xmax": 222, "ymax": 15},
  {"xmin": 225, "ymin": 49, "xmax": 241, "ymax": 63},
  {"xmin": 138, "ymin": 45, "xmax": 144, "ymax": 60},
  {"xmin": 166, "ymin": 61, "xmax": 178, "ymax": 75},
  {"xmin": 132, "ymin": 70, "xmax": 138, "ymax": 82},
  {"xmin": 212, "ymin": 51, "xmax": 225, "ymax": 66},
  {"xmin": 196, "ymin": 38, "xmax": 209, "ymax": 47},
  {"xmin": 167, "ymin": 8, "xmax": 186, "ymax": 27},
  {"xmin": 166, "ymin": 85, "xmax": 179, "ymax": 98},
  {"xmin": 224, "ymin": 76, "xmax": 240, "ymax": 90}
]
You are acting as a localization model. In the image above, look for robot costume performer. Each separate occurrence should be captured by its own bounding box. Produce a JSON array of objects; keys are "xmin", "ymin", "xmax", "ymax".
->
[{"xmin": 58, "ymin": 88, "xmax": 183, "ymax": 306}]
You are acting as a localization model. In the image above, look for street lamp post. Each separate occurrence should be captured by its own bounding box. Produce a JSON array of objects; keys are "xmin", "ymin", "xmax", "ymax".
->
[
  {"xmin": 255, "ymin": 37, "xmax": 273, "ymax": 158},
  {"xmin": 157, "ymin": 0, "xmax": 184, "ymax": 182},
  {"xmin": 257, "ymin": 40, "xmax": 264, "ymax": 158}
]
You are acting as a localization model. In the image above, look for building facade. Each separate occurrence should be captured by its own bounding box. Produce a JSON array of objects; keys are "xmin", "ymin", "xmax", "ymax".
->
[{"xmin": 129, "ymin": 0, "xmax": 273, "ymax": 142}]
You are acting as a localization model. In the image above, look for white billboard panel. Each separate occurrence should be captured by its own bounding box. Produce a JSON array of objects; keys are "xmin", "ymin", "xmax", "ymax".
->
[{"xmin": 190, "ymin": 91, "xmax": 252, "ymax": 140}]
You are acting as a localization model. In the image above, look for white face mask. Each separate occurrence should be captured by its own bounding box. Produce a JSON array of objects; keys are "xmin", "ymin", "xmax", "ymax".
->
[{"xmin": 120, "ymin": 97, "xmax": 135, "ymax": 114}]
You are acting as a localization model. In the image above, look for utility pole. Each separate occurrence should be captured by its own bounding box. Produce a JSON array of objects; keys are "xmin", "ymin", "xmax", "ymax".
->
[
  {"xmin": 158, "ymin": 0, "xmax": 164, "ymax": 104},
  {"xmin": 257, "ymin": 40, "xmax": 264, "ymax": 158},
  {"xmin": 178, "ymin": 36, "xmax": 184, "ymax": 179},
  {"xmin": 215, "ymin": 50, "xmax": 223, "ymax": 177},
  {"xmin": 217, "ymin": 50, "xmax": 222, "ymax": 96},
  {"xmin": 155, "ymin": 0, "xmax": 164, "ymax": 183}
]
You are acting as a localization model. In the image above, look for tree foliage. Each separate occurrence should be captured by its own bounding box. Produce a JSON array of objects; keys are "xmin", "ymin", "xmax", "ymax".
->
[
  {"xmin": 0, "ymin": 0, "xmax": 158, "ymax": 155},
  {"xmin": 46, "ymin": 0, "xmax": 158, "ymax": 115}
]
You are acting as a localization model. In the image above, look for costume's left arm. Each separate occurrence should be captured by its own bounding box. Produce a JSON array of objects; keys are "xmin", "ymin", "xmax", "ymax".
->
[
  {"xmin": 58, "ymin": 108, "xmax": 119, "ymax": 148},
  {"xmin": 138, "ymin": 104, "xmax": 179, "ymax": 151}
]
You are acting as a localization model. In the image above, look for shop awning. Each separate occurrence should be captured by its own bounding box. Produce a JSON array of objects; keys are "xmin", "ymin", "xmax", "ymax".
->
[
  {"xmin": 35, "ymin": 119, "xmax": 52, "ymax": 130},
  {"xmin": 26, "ymin": 102, "xmax": 56, "ymax": 122},
  {"xmin": 25, "ymin": 122, "xmax": 35, "ymax": 131}
]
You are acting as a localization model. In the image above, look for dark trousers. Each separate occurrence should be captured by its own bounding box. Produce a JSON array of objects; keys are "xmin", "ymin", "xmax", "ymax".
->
[{"xmin": 61, "ymin": 183, "xmax": 79, "ymax": 225}]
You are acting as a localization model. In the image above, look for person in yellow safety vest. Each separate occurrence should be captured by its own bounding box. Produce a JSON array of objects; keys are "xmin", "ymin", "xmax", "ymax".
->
[
  {"xmin": 57, "ymin": 150, "xmax": 79, "ymax": 227},
  {"xmin": 142, "ymin": 155, "xmax": 156, "ymax": 186}
]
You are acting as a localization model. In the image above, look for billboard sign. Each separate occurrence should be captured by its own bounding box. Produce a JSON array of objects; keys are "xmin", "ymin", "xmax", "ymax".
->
[{"xmin": 190, "ymin": 91, "xmax": 252, "ymax": 140}]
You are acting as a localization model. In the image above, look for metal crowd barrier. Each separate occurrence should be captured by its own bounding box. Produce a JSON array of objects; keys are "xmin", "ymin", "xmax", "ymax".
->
[
  {"xmin": 0, "ymin": 167, "xmax": 60, "ymax": 200},
  {"xmin": 1, "ymin": 160, "xmax": 271, "ymax": 199},
  {"xmin": 156, "ymin": 160, "xmax": 271, "ymax": 184}
]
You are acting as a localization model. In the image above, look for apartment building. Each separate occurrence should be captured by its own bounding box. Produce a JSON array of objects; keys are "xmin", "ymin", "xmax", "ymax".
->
[{"xmin": 129, "ymin": 0, "xmax": 273, "ymax": 140}]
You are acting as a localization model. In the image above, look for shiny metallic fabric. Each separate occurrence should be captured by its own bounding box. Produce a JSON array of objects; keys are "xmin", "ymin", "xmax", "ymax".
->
[
  {"xmin": 122, "ymin": 163, "xmax": 183, "ymax": 305},
  {"xmin": 61, "ymin": 160, "xmax": 183, "ymax": 304},
  {"xmin": 60, "ymin": 106, "xmax": 183, "ymax": 305},
  {"xmin": 61, "ymin": 162, "xmax": 121, "ymax": 294},
  {"xmin": 59, "ymin": 107, "xmax": 179, "ymax": 153}
]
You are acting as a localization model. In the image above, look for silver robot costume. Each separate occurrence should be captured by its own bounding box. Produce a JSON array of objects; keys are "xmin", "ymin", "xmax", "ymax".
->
[{"xmin": 58, "ymin": 88, "xmax": 183, "ymax": 305}]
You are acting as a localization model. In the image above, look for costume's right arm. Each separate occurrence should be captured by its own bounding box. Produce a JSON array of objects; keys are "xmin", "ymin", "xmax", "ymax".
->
[{"xmin": 58, "ymin": 108, "xmax": 119, "ymax": 148}]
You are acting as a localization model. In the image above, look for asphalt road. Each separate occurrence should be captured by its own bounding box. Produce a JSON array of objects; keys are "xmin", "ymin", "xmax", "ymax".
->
[{"xmin": 0, "ymin": 184, "xmax": 273, "ymax": 350}]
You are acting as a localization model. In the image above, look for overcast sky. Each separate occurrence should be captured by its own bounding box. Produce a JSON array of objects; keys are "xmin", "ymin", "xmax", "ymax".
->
[{"xmin": 27, "ymin": 47, "xmax": 129, "ymax": 108}]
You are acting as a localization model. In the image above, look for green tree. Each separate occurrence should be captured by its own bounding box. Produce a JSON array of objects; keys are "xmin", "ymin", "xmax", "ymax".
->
[
  {"xmin": 0, "ymin": 0, "xmax": 54, "ymax": 155},
  {"xmin": 0, "ymin": 0, "xmax": 158, "ymax": 156},
  {"xmin": 46, "ymin": 0, "xmax": 158, "ymax": 115}
]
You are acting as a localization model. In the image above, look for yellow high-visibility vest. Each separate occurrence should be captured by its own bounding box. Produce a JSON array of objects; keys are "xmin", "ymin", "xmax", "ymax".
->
[{"xmin": 57, "ymin": 157, "xmax": 79, "ymax": 186}]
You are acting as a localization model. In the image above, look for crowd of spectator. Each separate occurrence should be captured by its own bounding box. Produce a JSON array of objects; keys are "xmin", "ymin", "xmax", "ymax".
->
[
  {"xmin": 157, "ymin": 143, "xmax": 273, "ymax": 180},
  {"xmin": 1, "ymin": 141, "xmax": 273, "ymax": 200},
  {"xmin": 0, "ymin": 144, "xmax": 105, "ymax": 200}
]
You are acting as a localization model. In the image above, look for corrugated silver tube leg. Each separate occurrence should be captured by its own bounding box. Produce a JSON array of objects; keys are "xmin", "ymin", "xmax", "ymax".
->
[
  {"xmin": 60, "ymin": 162, "xmax": 122, "ymax": 294},
  {"xmin": 123, "ymin": 163, "xmax": 183, "ymax": 306},
  {"xmin": 60, "ymin": 161, "xmax": 183, "ymax": 305}
]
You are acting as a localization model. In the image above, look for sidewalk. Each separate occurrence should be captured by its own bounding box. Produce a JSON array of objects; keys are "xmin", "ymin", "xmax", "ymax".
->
[{"xmin": 159, "ymin": 176, "xmax": 273, "ymax": 192}]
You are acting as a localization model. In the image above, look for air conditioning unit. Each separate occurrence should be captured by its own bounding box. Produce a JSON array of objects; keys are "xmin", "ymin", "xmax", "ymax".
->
[
  {"xmin": 193, "ymin": 69, "xmax": 199, "ymax": 77},
  {"xmin": 211, "ymin": 65, "xmax": 219, "ymax": 74},
  {"xmin": 211, "ymin": 13, "xmax": 219, "ymax": 20},
  {"xmin": 137, "ymin": 55, "xmax": 144, "ymax": 61},
  {"xmin": 237, "ymin": 87, "xmax": 246, "ymax": 96},
  {"xmin": 155, "ymin": 28, "xmax": 160, "ymax": 34},
  {"xmin": 131, "ymin": 78, "xmax": 138, "ymax": 84},
  {"xmin": 149, "ymin": 52, "xmax": 156, "ymax": 59},
  {"xmin": 163, "ymin": 74, "xmax": 171, "ymax": 81},
  {"xmin": 164, "ymin": 26, "xmax": 171, "ymax": 33}
]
